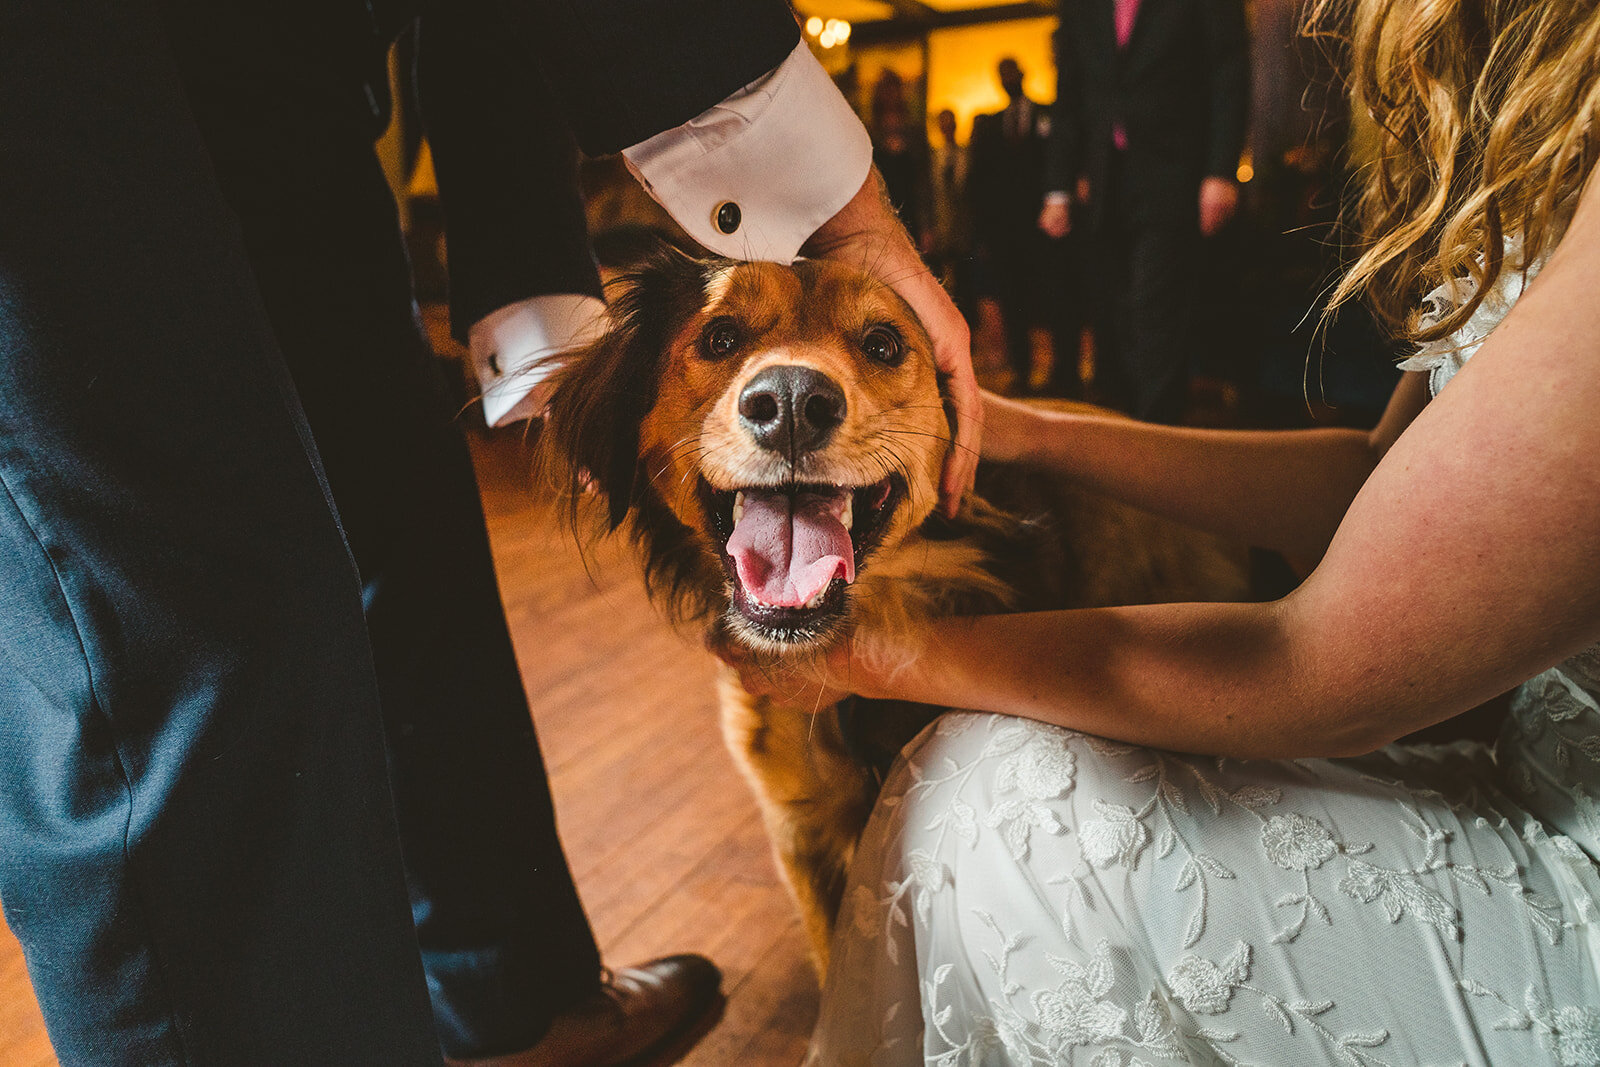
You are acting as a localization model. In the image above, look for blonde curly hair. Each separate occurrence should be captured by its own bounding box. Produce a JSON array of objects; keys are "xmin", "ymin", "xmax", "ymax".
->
[{"xmin": 1314, "ymin": 0, "xmax": 1600, "ymax": 343}]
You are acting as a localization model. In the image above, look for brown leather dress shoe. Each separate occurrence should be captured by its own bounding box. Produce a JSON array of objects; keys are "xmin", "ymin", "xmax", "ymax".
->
[{"xmin": 446, "ymin": 955, "xmax": 724, "ymax": 1067}]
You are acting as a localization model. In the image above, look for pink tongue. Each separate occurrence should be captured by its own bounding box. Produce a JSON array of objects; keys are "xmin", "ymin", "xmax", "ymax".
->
[{"xmin": 725, "ymin": 488, "xmax": 856, "ymax": 607}]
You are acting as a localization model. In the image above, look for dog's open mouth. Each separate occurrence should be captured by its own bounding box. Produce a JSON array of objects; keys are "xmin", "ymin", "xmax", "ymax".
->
[{"xmin": 699, "ymin": 474, "xmax": 904, "ymax": 641}]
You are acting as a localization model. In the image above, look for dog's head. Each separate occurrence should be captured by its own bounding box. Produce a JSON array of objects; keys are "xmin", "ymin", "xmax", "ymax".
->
[{"xmin": 538, "ymin": 246, "xmax": 952, "ymax": 651}]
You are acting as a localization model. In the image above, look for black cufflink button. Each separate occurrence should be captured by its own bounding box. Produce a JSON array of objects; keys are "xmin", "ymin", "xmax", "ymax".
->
[{"xmin": 715, "ymin": 201, "xmax": 742, "ymax": 234}]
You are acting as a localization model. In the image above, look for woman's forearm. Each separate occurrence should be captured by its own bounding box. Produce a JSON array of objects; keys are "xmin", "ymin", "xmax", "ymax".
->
[
  {"xmin": 988, "ymin": 377, "xmax": 1429, "ymax": 565},
  {"xmin": 854, "ymin": 600, "xmax": 1427, "ymax": 760},
  {"xmin": 1024, "ymin": 412, "xmax": 1376, "ymax": 564}
]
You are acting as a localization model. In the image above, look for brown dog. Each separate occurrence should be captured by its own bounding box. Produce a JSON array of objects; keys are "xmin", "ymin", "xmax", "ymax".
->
[{"xmin": 536, "ymin": 247, "xmax": 1249, "ymax": 976}]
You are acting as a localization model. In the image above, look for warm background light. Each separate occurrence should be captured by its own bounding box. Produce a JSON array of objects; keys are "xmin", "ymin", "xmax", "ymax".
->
[
  {"xmin": 926, "ymin": 18, "xmax": 1056, "ymax": 139},
  {"xmin": 807, "ymin": 14, "xmax": 853, "ymax": 50},
  {"xmin": 793, "ymin": 0, "xmax": 894, "ymax": 23},
  {"xmin": 848, "ymin": 38, "xmax": 924, "ymax": 111}
]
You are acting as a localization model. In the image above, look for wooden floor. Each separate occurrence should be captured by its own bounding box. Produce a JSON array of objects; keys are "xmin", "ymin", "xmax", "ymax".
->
[{"xmin": 0, "ymin": 424, "xmax": 817, "ymax": 1065}]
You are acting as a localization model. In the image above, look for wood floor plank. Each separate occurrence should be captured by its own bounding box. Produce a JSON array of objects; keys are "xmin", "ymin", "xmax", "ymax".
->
[{"xmin": 0, "ymin": 929, "xmax": 52, "ymax": 1067}]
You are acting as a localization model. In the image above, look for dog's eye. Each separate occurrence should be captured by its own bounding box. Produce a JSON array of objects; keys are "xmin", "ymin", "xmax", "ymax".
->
[
  {"xmin": 701, "ymin": 318, "xmax": 742, "ymax": 360},
  {"xmin": 861, "ymin": 325, "xmax": 904, "ymax": 367}
]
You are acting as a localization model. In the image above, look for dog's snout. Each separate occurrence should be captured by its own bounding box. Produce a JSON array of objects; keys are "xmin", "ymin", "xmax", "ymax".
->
[{"xmin": 738, "ymin": 365, "xmax": 846, "ymax": 456}]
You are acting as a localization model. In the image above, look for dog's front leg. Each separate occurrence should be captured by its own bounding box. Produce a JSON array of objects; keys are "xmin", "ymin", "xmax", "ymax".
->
[{"xmin": 715, "ymin": 668, "xmax": 876, "ymax": 981}]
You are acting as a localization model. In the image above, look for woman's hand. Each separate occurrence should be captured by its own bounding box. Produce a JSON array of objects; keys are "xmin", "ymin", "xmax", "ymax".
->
[
  {"xmin": 711, "ymin": 633, "xmax": 863, "ymax": 712},
  {"xmin": 805, "ymin": 170, "xmax": 981, "ymax": 518},
  {"xmin": 1037, "ymin": 198, "xmax": 1071, "ymax": 239},
  {"xmin": 1198, "ymin": 176, "xmax": 1240, "ymax": 237}
]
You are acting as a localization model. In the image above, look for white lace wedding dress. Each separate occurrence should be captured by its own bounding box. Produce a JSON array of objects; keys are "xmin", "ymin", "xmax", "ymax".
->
[{"xmin": 808, "ymin": 264, "xmax": 1600, "ymax": 1066}]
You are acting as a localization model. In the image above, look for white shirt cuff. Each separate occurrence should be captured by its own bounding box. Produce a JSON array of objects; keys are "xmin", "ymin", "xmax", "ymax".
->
[
  {"xmin": 467, "ymin": 294, "xmax": 607, "ymax": 426},
  {"xmin": 621, "ymin": 41, "xmax": 872, "ymax": 263},
  {"xmin": 1044, "ymin": 191, "xmax": 1071, "ymax": 206}
]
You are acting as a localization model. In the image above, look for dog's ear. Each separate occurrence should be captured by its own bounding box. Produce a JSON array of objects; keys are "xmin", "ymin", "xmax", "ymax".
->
[{"xmin": 537, "ymin": 242, "xmax": 720, "ymax": 531}]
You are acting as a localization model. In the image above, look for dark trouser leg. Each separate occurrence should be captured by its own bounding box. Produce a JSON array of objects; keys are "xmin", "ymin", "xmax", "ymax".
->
[
  {"xmin": 1093, "ymin": 157, "xmax": 1197, "ymax": 425},
  {"xmin": 0, "ymin": 3, "xmax": 439, "ymax": 1062},
  {"xmin": 1120, "ymin": 222, "xmax": 1198, "ymax": 424},
  {"xmin": 165, "ymin": 21, "xmax": 606, "ymax": 1053},
  {"xmin": 245, "ymin": 258, "xmax": 602, "ymax": 1058},
  {"xmin": 990, "ymin": 236, "xmax": 1037, "ymax": 393},
  {"xmin": 352, "ymin": 330, "xmax": 606, "ymax": 1060},
  {"xmin": 247, "ymin": 257, "xmax": 603, "ymax": 1057},
  {"xmin": 1088, "ymin": 209, "xmax": 1135, "ymax": 415},
  {"xmin": 1043, "ymin": 235, "xmax": 1085, "ymax": 399}
]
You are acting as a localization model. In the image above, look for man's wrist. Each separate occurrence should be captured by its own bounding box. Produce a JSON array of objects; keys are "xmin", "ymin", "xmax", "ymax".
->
[
  {"xmin": 468, "ymin": 294, "xmax": 607, "ymax": 426},
  {"xmin": 622, "ymin": 41, "xmax": 872, "ymax": 263},
  {"xmin": 801, "ymin": 171, "xmax": 896, "ymax": 257}
]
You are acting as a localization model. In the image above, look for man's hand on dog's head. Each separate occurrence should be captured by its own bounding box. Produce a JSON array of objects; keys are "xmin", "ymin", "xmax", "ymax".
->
[{"xmin": 803, "ymin": 169, "xmax": 982, "ymax": 519}]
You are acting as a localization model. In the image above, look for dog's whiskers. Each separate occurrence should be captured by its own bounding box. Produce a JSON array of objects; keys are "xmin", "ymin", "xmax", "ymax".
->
[
  {"xmin": 864, "ymin": 431, "xmax": 917, "ymax": 471},
  {"xmin": 864, "ymin": 404, "xmax": 950, "ymax": 416},
  {"xmin": 874, "ymin": 425, "xmax": 977, "ymax": 462}
]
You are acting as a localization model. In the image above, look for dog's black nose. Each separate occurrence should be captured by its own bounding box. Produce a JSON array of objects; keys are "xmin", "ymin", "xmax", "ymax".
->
[{"xmin": 738, "ymin": 365, "xmax": 847, "ymax": 457}]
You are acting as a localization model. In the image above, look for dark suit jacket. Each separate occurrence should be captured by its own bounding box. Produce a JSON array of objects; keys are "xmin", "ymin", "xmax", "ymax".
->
[
  {"xmin": 413, "ymin": 0, "xmax": 800, "ymax": 337},
  {"xmin": 419, "ymin": 0, "xmax": 800, "ymax": 334},
  {"xmin": 966, "ymin": 97, "xmax": 1050, "ymax": 253},
  {"xmin": 163, "ymin": 0, "xmax": 801, "ymax": 341},
  {"xmin": 1048, "ymin": 0, "xmax": 1249, "ymax": 231}
]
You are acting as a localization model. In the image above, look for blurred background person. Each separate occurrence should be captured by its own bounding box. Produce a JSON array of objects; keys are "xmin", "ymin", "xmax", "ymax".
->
[
  {"xmin": 925, "ymin": 107, "xmax": 977, "ymax": 325},
  {"xmin": 968, "ymin": 56, "xmax": 1069, "ymax": 397},
  {"xmin": 1041, "ymin": 0, "xmax": 1249, "ymax": 423},
  {"xmin": 868, "ymin": 70, "xmax": 929, "ymax": 246}
]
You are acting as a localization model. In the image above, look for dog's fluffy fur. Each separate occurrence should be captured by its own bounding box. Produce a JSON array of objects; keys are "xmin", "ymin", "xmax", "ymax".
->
[{"xmin": 537, "ymin": 247, "xmax": 1250, "ymax": 976}]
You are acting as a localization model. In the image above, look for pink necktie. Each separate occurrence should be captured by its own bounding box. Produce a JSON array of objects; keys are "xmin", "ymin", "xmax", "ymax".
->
[
  {"xmin": 1112, "ymin": 0, "xmax": 1140, "ymax": 149},
  {"xmin": 1115, "ymin": 0, "xmax": 1141, "ymax": 49}
]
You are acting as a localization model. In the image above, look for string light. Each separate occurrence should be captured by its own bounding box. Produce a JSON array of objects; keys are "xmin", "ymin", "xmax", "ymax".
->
[{"xmin": 806, "ymin": 16, "xmax": 851, "ymax": 49}]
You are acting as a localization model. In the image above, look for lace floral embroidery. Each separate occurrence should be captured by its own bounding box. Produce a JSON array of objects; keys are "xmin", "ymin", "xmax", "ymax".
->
[
  {"xmin": 1396, "ymin": 243, "xmax": 1539, "ymax": 397},
  {"xmin": 820, "ymin": 713, "xmax": 1598, "ymax": 1067}
]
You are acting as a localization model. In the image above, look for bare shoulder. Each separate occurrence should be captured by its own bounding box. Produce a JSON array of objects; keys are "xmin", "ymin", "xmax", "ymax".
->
[{"xmin": 1465, "ymin": 172, "xmax": 1600, "ymax": 431}]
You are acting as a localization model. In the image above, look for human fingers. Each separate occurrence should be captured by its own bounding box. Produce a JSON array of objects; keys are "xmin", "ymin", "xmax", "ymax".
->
[
  {"xmin": 1037, "ymin": 199, "xmax": 1070, "ymax": 238},
  {"xmin": 893, "ymin": 265, "xmax": 979, "ymax": 517},
  {"xmin": 938, "ymin": 328, "xmax": 981, "ymax": 517},
  {"xmin": 1199, "ymin": 176, "xmax": 1239, "ymax": 238}
]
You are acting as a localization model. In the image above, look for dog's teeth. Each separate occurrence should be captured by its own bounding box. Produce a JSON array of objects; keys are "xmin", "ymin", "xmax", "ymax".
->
[
  {"xmin": 840, "ymin": 494, "xmax": 853, "ymax": 532},
  {"xmin": 732, "ymin": 491, "xmax": 745, "ymax": 525}
]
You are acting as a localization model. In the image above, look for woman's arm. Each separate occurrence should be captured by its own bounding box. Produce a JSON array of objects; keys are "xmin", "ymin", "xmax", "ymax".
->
[
  {"xmin": 834, "ymin": 176, "xmax": 1600, "ymax": 760},
  {"xmin": 983, "ymin": 375, "xmax": 1430, "ymax": 567}
]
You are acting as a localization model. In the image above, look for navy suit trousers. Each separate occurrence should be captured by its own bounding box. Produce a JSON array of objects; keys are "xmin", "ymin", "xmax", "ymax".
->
[{"xmin": 0, "ymin": 3, "xmax": 598, "ymax": 1062}]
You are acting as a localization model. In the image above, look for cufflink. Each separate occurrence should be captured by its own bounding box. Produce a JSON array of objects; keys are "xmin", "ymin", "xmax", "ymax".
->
[{"xmin": 715, "ymin": 201, "xmax": 742, "ymax": 235}]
